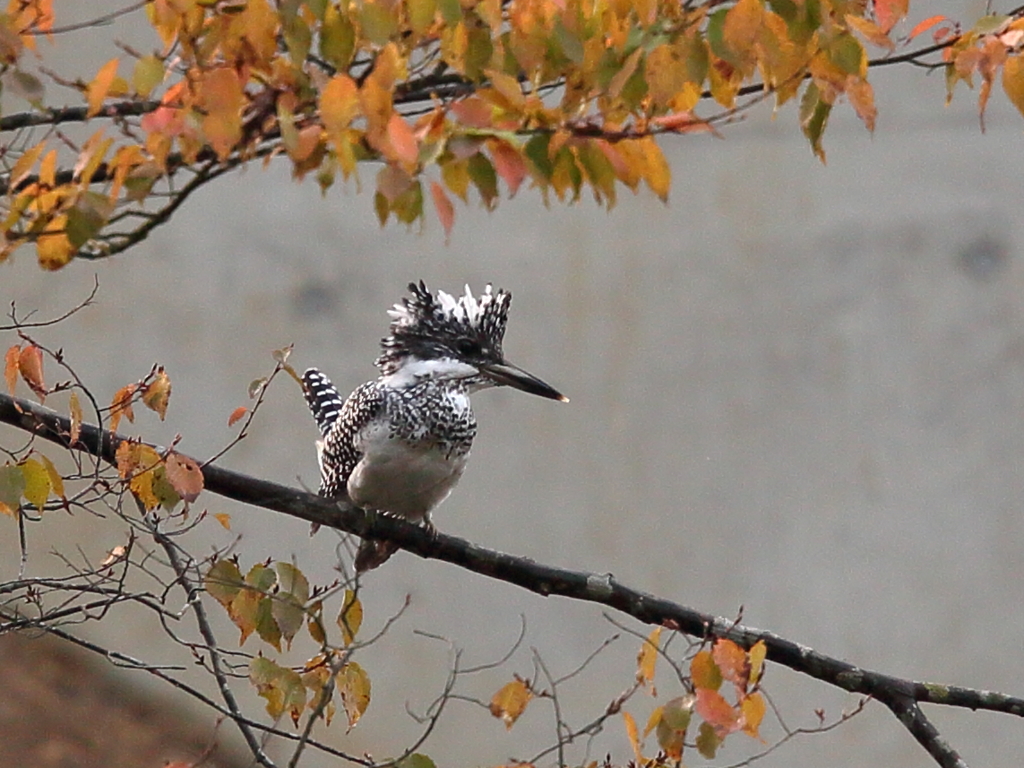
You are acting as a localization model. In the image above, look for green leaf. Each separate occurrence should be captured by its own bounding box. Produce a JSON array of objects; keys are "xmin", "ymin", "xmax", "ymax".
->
[
  {"xmin": 799, "ymin": 82, "xmax": 830, "ymax": 162},
  {"xmin": 467, "ymin": 153, "xmax": 498, "ymax": 209},
  {"xmin": 0, "ymin": 464, "xmax": 26, "ymax": 516},
  {"xmin": 205, "ymin": 559, "xmax": 243, "ymax": 607}
]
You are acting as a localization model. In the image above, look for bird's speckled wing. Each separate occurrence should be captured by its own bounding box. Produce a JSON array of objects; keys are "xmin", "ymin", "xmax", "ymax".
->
[{"xmin": 302, "ymin": 369, "xmax": 383, "ymax": 498}]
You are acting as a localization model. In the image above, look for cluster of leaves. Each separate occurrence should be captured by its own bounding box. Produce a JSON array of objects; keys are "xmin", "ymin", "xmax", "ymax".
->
[
  {"xmin": 205, "ymin": 558, "xmax": 372, "ymax": 729},
  {"xmin": 3, "ymin": 2, "xmax": 1022, "ymax": 266}
]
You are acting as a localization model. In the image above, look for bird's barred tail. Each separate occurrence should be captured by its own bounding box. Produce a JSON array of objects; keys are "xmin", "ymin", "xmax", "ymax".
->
[{"xmin": 302, "ymin": 368, "xmax": 344, "ymax": 436}]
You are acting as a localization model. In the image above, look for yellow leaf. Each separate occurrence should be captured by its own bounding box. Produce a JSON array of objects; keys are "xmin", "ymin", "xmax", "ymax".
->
[
  {"xmin": 723, "ymin": 0, "xmax": 763, "ymax": 70},
  {"xmin": 36, "ymin": 221, "xmax": 74, "ymax": 271},
  {"xmin": 321, "ymin": 74, "xmax": 360, "ymax": 139},
  {"xmin": 690, "ymin": 649, "xmax": 722, "ymax": 691},
  {"xmin": 1003, "ymin": 54, "xmax": 1024, "ymax": 119},
  {"xmin": 142, "ymin": 367, "xmax": 171, "ymax": 419},
  {"xmin": 748, "ymin": 639, "xmax": 767, "ymax": 684},
  {"xmin": 87, "ymin": 58, "xmax": 120, "ymax": 117},
  {"xmin": 37, "ymin": 453, "xmax": 64, "ymax": 500},
  {"xmin": 115, "ymin": 441, "xmax": 163, "ymax": 510},
  {"xmin": 339, "ymin": 661, "xmax": 371, "ymax": 730},
  {"xmin": 38, "ymin": 149, "xmax": 57, "ymax": 187},
  {"xmin": 636, "ymin": 626, "xmax": 661, "ymax": 689},
  {"xmin": 0, "ymin": 464, "xmax": 26, "ymax": 517},
  {"xmin": 337, "ymin": 589, "xmax": 363, "ymax": 646},
  {"xmin": 214, "ymin": 512, "xmax": 232, "ymax": 529},
  {"xmin": 19, "ymin": 458, "xmax": 50, "ymax": 510},
  {"xmin": 623, "ymin": 710, "xmax": 643, "ymax": 762},
  {"xmin": 741, "ymin": 691, "xmax": 767, "ymax": 739},
  {"xmin": 638, "ymin": 137, "xmax": 670, "ymax": 202},
  {"xmin": 490, "ymin": 678, "xmax": 532, "ymax": 730},
  {"xmin": 9, "ymin": 140, "xmax": 46, "ymax": 191},
  {"xmin": 132, "ymin": 54, "xmax": 165, "ymax": 97}
]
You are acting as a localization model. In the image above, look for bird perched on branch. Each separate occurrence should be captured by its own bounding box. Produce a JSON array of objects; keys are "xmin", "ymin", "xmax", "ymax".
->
[{"xmin": 303, "ymin": 281, "xmax": 567, "ymax": 571}]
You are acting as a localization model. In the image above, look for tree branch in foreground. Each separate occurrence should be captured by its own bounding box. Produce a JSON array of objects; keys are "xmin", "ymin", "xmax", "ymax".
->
[{"xmin": 1, "ymin": 391, "xmax": 1021, "ymax": 768}]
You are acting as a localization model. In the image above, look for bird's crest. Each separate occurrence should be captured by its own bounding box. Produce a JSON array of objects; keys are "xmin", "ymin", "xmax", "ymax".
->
[{"xmin": 376, "ymin": 281, "xmax": 511, "ymax": 374}]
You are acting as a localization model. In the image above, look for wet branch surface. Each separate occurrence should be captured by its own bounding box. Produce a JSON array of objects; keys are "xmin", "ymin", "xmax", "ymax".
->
[{"xmin": 2, "ymin": 391, "xmax": 1021, "ymax": 768}]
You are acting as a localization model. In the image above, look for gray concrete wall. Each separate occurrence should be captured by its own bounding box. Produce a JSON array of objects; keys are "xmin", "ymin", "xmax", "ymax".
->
[{"xmin": 2, "ymin": 2, "xmax": 1022, "ymax": 765}]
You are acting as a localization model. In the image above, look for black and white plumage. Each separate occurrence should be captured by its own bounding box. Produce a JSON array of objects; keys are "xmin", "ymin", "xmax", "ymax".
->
[{"xmin": 303, "ymin": 281, "xmax": 566, "ymax": 571}]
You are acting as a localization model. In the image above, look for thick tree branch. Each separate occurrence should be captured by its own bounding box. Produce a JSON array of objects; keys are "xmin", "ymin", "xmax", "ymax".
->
[{"xmin": 1, "ymin": 391, "xmax": 1021, "ymax": 767}]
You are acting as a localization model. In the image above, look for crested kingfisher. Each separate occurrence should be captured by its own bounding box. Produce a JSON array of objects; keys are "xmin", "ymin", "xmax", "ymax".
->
[{"xmin": 302, "ymin": 281, "xmax": 567, "ymax": 571}]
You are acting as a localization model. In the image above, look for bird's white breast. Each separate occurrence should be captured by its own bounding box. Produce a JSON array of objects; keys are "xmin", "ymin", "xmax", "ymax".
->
[{"xmin": 348, "ymin": 420, "xmax": 469, "ymax": 521}]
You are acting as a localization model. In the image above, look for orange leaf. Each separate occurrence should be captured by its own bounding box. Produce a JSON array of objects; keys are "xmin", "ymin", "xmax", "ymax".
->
[
  {"xmin": 320, "ymin": 74, "xmax": 360, "ymax": 137},
  {"xmin": 4, "ymin": 346, "xmax": 18, "ymax": 395},
  {"xmin": 386, "ymin": 113, "xmax": 419, "ymax": 167},
  {"xmin": 712, "ymin": 639, "xmax": 749, "ymax": 688},
  {"xmin": 228, "ymin": 406, "xmax": 248, "ymax": 426},
  {"xmin": 87, "ymin": 58, "xmax": 120, "ymax": 118},
  {"xmin": 695, "ymin": 688, "xmax": 740, "ymax": 735},
  {"xmin": 18, "ymin": 345, "xmax": 46, "ymax": 400},
  {"xmin": 199, "ymin": 68, "xmax": 244, "ymax": 161},
  {"xmin": 109, "ymin": 384, "xmax": 137, "ymax": 432},
  {"xmin": 164, "ymin": 452, "xmax": 203, "ymax": 502},
  {"xmin": 214, "ymin": 512, "xmax": 232, "ymax": 529},
  {"xmin": 874, "ymin": 0, "xmax": 908, "ymax": 35},
  {"xmin": 489, "ymin": 678, "xmax": 532, "ymax": 729},
  {"xmin": 429, "ymin": 181, "xmax": 455, "ymax": 241},
  {"xmin": 906, "ymin": 14, "xmax": 946, "ymax": 42},
  {"xmin": 142, "ymin": 367, "xmax": 171, "ymax": 420}
]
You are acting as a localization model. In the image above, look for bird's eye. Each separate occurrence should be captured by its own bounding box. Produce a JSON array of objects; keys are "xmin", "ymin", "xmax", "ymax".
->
[{"xmin": 455, "ymin": 337, "xmax": 482, "ymax": 356}]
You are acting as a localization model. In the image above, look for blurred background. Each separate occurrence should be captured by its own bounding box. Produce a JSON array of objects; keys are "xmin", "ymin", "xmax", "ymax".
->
[{"xmin": 2, "ymin": 1, "xmax": 1023, "ymax": 765}]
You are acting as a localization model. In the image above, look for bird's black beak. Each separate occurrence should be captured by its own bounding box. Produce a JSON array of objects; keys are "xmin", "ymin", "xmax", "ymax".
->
[{"xmin": 481, "ymin": 361, "xmax": 569, "ymax": 402}]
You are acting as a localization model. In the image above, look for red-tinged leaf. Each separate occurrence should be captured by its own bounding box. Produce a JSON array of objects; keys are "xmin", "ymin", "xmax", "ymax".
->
[
  {"xmin": 68, "ymin": 391, "xmax": 83, "ymax": 445},
  {"xmin": 200, "ymin": 68, "xmax": 244, "ymax": 161},
  {"xmin": 712, "ymin": 638, "xmax": 749, "ymax": 688},
  {"xmin": 450, "ymin": 96, "xmax": 493, "ymax": 128},
  {"xmin": 845, "ymin": 13, "xmax": 895, "ymax": 50},
  {"xmin": 695, "ymin": 688, "xmax": 740, "ymax": 735},
  {"xmin": 214, "ymin": 512, "xmax": 232, "ymax": 529},
  {"xmin": 386, "ymin": 113, "xmax": 419, "ymax": 167},
  {"xmin": 430, "ymin": 181, "xmax": 455, "ymax": 241},
  {"xmin": 846, "ymin": 76, "xmax": 877, "ymax": 131},
  {"xmin": 741, "ymin": 691, "xmax": 767, "ymax": 739},
  {"xmin": 690, "ymin": 649, "xmax": 722, "ymax": 691},
  {"xmin": 4, "ymin": 346, "xmax": 18, "ymax": 395},
  {"xmin": 18, "ymin": 345, "xmax": 46, "ymax": 400},
  {"xmin": 636, "ymin": 626, "xmax": 661, "ymax": 690},
  {"xmin": 142, "ymin": 367, "xmax": 171, "ymax": 420},
  {"xmin": 109, "ymin": 384, "xmax": 137, "ymax": 432},
  {"xmin": 874, "ymin": 0, "xmax": 908, "ymax": 34},
  {"xmin": 87, "ymin": 58, "xmax": 119, "ymax": 117},
  {"xmin": 651, "ymin": 111, "xmax": 720, "ymax": 135},
  {"xmin": 623, "ymin": 710, "xmax": 643, "ymax": 762},
  {"xmin": 164, "ymin": 452, "xmax": 203, "ymax": 502},
  {"xmin": 228, "ymin": 406, "xmax": 248, "ymax": 426},
  {"xmin": 488, "ymin": 140, "xmax": 527, "ymax": 196},
  {"xmin": 489, "ymin": 678, "xmax": 532, "ymax": 729},
  {"xmin": 907, "ymin": 14, "xmax": 946, "ymax": 42}
]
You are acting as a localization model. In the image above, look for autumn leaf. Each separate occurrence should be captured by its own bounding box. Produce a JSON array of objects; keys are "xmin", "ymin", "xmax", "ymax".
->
[
  {"xmin": 19, "ymin": 457, "xmax": 51, "ymax": 510},
  {"xmin": 907, "ymin": 15, "xmax": 947, "ymax": 42},
  {"xmin": 741, "ymin": 691, "xmax": 767, "ymax": 739},
  {"xmin": 109, "ymin": 384, "xmax": 137, "ymax": 432},
  {"xmin": 429, "ymin": 181, "xmax": 455, "ymax": 242},
  {"xmin": 69, "ymin": 391, "xmax": 82, "ymax": 445},
  {"xmin": 874, "ymin": 0, "xmax": 908, "ymax": 35},
  {"xmin": 228, "ymin": 406, "xmax": 248, "ymax": 426},
  {"xmin": 37, "ymin": 453, "xmax": 64, "ymax": 500},
  {"xmin": 87, "ymin": 57, "xmax": 119, "ymax": 117},
  {"xmin": 690, "ymin": 649, "xmax": 722, "ymax": 691},
  {"xmin": 205, "ymin": 558, "xmax": 244, "ymax": 608},
  {"xmin": 748, "ymin": 639, "xmax": 767, "ymax": 684},
  {"xmin": 489, "ymin": 678, "xmax": 532, "ymax": 729},
  {"xmin": 18, "ymin": 344, "xmax": 46, "ymax": 400},
  {"xmin": 623, "ymin": 710, "xmax": 643, "ymax": 763},
  {"xmin": 711, "ymin": 638, "xmax": 749, "ymax": 689},
  {"xmin": 142, "ymin": 367, "xmax": 171, "ymax": 419},
  {"xmin": 636, "ymin": 626, "xmax": 660, "ymax": 691},
  {"xmin": 214, "ymin": 512, "xmax": 231, "ymax": 529},
  {"xmin": 337, "ymin": 589, "xmax": 363, "ymax": 646},
  {"xmin": 695, "ymin": 687, "xmax": 740, "ymax": 735},
  {"xmin": 339, "ymin": 661, "xmax": 371, "ymax": 730},
  {"xmin": 115, "ymin": 441, "xmax": 163, "ymax": 510},
  {"xmin": 3, "ymin": 346, "xmax": 18, "ymax": 395},
  {"xmin": 0, "ymin": 464, "xmax": 26, "ymax": 517},
  {"xmin": 250, "ymin": 655, "xmax": 307, "ymax": 724},
  {"xmin": 164, "ymin": 451, "xmax": 203, "ymax": 502}
]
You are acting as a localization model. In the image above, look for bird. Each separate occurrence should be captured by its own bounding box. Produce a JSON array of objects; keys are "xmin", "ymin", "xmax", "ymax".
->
[{"xmin": 302, "ymin": 281, "xmax": 567, "ymax": 571}]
